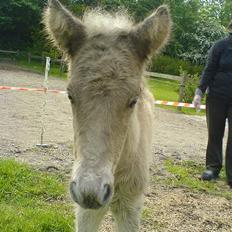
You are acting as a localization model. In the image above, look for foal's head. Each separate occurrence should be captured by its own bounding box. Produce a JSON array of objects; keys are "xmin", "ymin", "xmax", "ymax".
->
[{"xmin": 44, "ymin": 0, "xmax": 171, "ymax": 209}]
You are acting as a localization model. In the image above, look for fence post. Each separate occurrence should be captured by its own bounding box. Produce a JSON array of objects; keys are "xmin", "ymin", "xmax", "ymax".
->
[
  {"xmin": 59, "ymin": 60, "xmax": 65, "ymax": 77},
  {"xmin": 28, "ymin": 52, "xmax": 31, "ymax": 64},
  {"xmin": 177, "ymin": 73, "xmax": 187, "ymax": 111},
  {"xmin": 41, "ymin": 54, "xmax": 45, "ymax": 72},
  {"xmin": 36, "ymin": 57, "xmax": 51, "ymax": 148}
]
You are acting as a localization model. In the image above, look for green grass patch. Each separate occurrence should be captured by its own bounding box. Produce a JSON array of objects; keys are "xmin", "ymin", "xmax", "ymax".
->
[
  {"xmin": 0, "ymin": 159, "xmax": 74, "ymax": 232},
  {"xmin": 147, "ymin": 78, "xmax": 206, "ymax": 116},
  {"xmin": 164, "ymin": 160, "xmax": 232, "ymax": 199},
  {"xmin": 16, "ymin": 59, "xmax": 67, "ymax": 79},
  {"xmin": 148, "ymin": 77, "xmax": 179, "ymax": 102},
  {"xmin": 142, "ymin": 207, "xmax": 166, "ymax": 230}
]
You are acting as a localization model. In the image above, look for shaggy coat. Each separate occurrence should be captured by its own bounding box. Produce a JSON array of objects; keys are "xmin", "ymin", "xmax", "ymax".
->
[{"xmin": 44, "ymin": 0, "xmax": 172, "ymax": 231}]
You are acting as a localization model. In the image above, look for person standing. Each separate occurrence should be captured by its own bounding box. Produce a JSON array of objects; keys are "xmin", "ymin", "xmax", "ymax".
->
[{"xmin": 193, "ymin": 20, "xmax": 232, "ymax": 187}]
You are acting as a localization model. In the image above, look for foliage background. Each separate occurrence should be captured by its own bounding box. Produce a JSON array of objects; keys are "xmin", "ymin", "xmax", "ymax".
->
[{"xmin": 0, "ymin": 0, "xmax": 232, "ymax": 73}]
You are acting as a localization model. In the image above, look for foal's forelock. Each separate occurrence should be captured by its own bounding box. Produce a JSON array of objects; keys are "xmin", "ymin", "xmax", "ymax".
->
[{"xmin": 82, "ymin": 10, "xmax": 134, "ymax": 37}]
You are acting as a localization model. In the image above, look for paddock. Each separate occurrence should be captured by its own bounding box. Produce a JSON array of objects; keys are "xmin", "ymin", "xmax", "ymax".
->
[{"xmin": 0, "ymin": 67, "xmax": 231, "ymax": 232}]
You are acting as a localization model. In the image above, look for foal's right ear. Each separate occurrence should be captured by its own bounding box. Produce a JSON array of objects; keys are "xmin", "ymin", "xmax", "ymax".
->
[
  {"xmin": 130, "ymin": 5, "xmax": 172, "ymax": 61},
  {"xmin": 43, "ymin": 0, "xmax": 86, "ymax": 57}
]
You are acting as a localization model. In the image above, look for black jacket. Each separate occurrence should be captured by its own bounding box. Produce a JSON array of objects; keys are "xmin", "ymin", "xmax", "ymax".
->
[{"xmin": 198, "ymin": 33, "xmax": 232, "ymax": 99}]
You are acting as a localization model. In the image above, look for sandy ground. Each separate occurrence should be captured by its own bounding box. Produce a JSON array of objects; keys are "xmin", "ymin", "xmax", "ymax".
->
[{"xmin": 0, "ymin": 67, "xmax": 231, "ymax": 232}]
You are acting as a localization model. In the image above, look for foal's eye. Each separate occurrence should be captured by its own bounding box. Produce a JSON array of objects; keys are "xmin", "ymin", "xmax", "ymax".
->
[
  {"xmin": 68, "ymin": 94, "xmax": 74, "ymax": 104},
  {"xmin": 128, "ymin": 96, "xmax": 139, "ymax": 108}
]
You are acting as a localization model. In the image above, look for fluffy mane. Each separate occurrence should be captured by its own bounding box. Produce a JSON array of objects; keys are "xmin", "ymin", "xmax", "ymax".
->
[{"xmin": 82, "ymin": 9, "xmax": 134, "ymax": 36}]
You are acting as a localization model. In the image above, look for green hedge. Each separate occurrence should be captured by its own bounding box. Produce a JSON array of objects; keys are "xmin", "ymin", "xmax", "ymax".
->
[{"xmin": 150, "ymin": 55, "xmax": 204, "ymax": 76}]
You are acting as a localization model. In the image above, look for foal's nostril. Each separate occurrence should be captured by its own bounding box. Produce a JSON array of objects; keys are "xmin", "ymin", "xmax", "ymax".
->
[
  {"xmin": 70, "ymin": 181, "xmax": 79, "ymax": 203},
  {"xmin": 103, "ymin": 184, "xmax": 112, "ymax": 203},
  {"xmin": 70, "ymin": 180, "xmax": 112, "ymax": 208},
  {"xmin": 70, "ymin": 181, "xmax": 76, "ymax": 193}
]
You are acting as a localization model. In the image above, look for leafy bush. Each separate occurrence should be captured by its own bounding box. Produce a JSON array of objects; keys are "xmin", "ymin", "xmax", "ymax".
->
[
  {"xmin": 179, "ymin": 68, "xmax": 200, "ymax": 103},
  {"xmin": 179, "ymin": 19, "xmax": 227, "ymax": 64},
  {"xmin": 150, "ymin": 55, "xmax": 203, "ymax": 76}
]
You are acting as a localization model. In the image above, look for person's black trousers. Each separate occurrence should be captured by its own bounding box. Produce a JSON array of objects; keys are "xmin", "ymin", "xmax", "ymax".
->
[{"xmin": 206, "ymin": 95, "xmax": 232, "ymax": 182}]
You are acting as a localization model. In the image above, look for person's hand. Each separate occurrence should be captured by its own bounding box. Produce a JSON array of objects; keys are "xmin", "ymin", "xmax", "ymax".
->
[{"xmin": 193, "ymin": 94, "xmax": 202, "ymax": 111}]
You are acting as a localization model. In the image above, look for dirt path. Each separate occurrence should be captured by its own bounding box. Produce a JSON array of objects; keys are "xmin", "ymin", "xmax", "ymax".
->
[{"xmin": 0, "ymin": 67, "xmax": 231, "ymax": 231}]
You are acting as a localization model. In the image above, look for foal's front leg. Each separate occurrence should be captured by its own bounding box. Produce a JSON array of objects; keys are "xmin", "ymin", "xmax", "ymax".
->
[
  {"xmin": 76, "ymin": 206, "xmax": 108, "ymax": 232},
  {"xmin": 111, "ymin": 195, "xmax": 143, "ymax": 232}
]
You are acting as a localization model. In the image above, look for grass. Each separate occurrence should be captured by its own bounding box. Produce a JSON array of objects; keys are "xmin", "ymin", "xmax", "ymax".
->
[
  {"xmin": 17, "ymin": 59, "xmax": 67, "ymax": 79},
  {"xmin": 0, "ymin": 158, "xmax": 231, "ymax": 231},
  {"xmin": 148, "ymin": 77, "xmax": 179, "ymax": 101},
  {"xmin": 141, "ymin": 207, "xmax": 166, "ymax": 231},
  {"xmin": 0, "ymin": 159, "xmax": 74, "ymax": 232},
  {"xmin": 0, "ymin": 158, "xmax": 167, "ymax": 231},
  {"xmin": 147, "ymin": 77, "xmax": 206, "ymax": 115},
  {"xmin": 164, "ymin": 160, "xmax": 232, "ymax": 200}
]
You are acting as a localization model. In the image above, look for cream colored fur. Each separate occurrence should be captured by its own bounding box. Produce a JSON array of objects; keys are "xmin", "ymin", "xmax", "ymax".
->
[
  {"xmin": 83, "ymin": 9, "xmax": 133, "ymax": 37},
  {"xmin": 44, "ymin": 0, "xmax": 172, "ymax": 231}
]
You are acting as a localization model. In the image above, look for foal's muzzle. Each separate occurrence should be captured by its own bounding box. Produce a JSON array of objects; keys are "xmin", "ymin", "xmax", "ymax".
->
[{"xmin": 70, "ymin": 180, "xmax": 113, "ymax": 209}]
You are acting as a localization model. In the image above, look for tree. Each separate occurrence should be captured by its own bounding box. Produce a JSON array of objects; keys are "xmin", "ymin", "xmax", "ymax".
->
[
  {"xmin": 0, "ymin": 0, "xmax": 231, "ymax": 62},
  {"xmin": 220, "ymin": 0, "xmax": 232, "ymax": 27},
  {"xmin": 179, "ymin": 19, "xmax": 226, "ymax": 64},
  {"xmin": 0, "ymin": 0, "xmax": 47, "ymax": 50},
  {"xmin": 165, "ymin": 0, "xmax": 227, "ymax": 64}
]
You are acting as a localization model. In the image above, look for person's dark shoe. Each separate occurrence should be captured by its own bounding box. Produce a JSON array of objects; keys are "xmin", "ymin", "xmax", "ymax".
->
[{"xmin": 201, "ymin": 170, "xmax": 218, "ymax": 181}]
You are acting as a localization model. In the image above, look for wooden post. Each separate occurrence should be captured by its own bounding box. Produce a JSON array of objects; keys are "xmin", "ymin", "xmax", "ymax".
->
[
  {"xmin": 177, "ymin": 73, "xmax": 187, "ymax": 111},
  {"xmin": 13, "ymin": 50, "xmax": 19, "ymax": 62},
  {"xmin": 59, "ymin": 60, "xmax": 62, "ymax": 76},
  {"xmin": 59, "ymin": 60, "xmax": 65, "ymax": 77},
  {"xmin": 41, "ymin": 54, "xmax": 45, "ymax": 72},
  {"xmin": 28, "ymin": 52, "xmax": 31, "ymax": 64}
]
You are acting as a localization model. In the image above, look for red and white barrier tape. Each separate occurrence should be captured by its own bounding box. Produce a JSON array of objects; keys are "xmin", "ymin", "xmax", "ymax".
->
[
  {"xmin": 0, "ymin": 85, "xmax": 206, "ymax": 109},
  {"xmin": 0, "ymin": 85, "xmax": 66, "ymax": 94},
  {"xmin": 155, "ymin": 100, "xmax": 206, "ymax": 110}
]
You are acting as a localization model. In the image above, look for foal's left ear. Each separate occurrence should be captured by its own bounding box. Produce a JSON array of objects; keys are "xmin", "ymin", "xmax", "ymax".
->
[
  {"xmin": 43, "ymin": 0, "xmax": 86, "ymax": 57},
  {"xmin": 131, "ymin": 5, "xmax": 172, "ymax": 61}
]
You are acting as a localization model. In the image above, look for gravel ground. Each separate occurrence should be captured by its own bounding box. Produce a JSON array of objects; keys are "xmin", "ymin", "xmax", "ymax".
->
[{"xmin": 0, "ymin": 66, "xmax": 231, "ymax": 232}]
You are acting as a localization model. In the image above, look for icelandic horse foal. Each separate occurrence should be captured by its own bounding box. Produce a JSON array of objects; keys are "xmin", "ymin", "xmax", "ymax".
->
[{"xmin": 44, "ymin": 0, "xmax": 171, "ymax": 231}]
